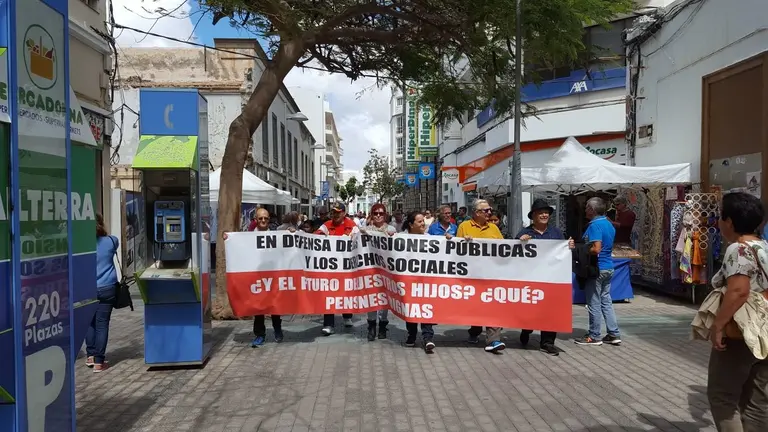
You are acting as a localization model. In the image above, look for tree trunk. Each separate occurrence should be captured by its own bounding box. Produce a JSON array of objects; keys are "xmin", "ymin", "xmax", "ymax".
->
[{"xmin": 211, "ymin": 40, "xmax": 305, "ymax": 320}]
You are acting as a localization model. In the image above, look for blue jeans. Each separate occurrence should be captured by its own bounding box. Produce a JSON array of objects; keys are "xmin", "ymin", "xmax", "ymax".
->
[
  {"xmin": 85, "ymin": 285, "xmax": 116, "ymax": 364},
  {"xmin": 585, "ymin": 270, "xmax": 620, "ymax": 339}
]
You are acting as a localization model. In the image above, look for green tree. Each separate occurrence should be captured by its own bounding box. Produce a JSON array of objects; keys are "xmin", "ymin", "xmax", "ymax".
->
[
  {"xmin": 334, "ymin": 177, "xmax": 366, "ymax": 206},
  {"xmin": 205, "ymin": 0, "xmax": 635, "ymax": 318},
  {"xmin": 363, "ymin": 149, "xmax": 406, "ymax": 204}
]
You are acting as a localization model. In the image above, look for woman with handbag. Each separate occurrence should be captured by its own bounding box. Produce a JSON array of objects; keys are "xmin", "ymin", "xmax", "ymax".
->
[
  {"xmin": 695, "ymin": 192, "xmax": 768, "ymax": 431},
  {"xmin": 85, "ymin": 214, "xmax": 119, "ymax": 373}
]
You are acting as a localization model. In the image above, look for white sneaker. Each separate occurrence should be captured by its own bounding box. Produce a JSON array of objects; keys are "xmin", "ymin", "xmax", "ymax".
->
[
  {"xmin": 322, "ymin": 326, "xmax": 334, "ymax": 335},
  {"xmin": 343, "ymin": 318, "xmax": 353, "ymax": 327}
]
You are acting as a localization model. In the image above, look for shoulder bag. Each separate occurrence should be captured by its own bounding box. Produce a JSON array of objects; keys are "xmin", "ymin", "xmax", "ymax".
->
[{"xmin": 109, "ymin": 236, "xmax": 135, "ymax": 311}]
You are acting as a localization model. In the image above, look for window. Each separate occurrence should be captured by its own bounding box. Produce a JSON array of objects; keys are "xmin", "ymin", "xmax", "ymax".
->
[
  {"xmin": 583, "ymin": 17, "xmax": 633, "ymax": 68},
  {"xmin": 272, "ymin": 114, "xmax": 278, "ymax": 167},
  {"xmin": 280, "ymin": 123, "xmax": 286, "ymax": 171},
  {"xmin": 287, "ymin": 131, "xmax": 293, "ymax": 176},
  {"xmin": 81, "ymin": 0, "xmax": 99, "ymax": 9},
  {"xmin": 396, "ymin": 137, "xmax": 405, "ymax": 156},
  {"xmin": 293, "ymin": 138, "xmax": 298, "ymax": 178},
  {"xmin": 396, "ymin": 115, "xmax": 404, "ymax": 134},
  {"xmin": 301, "ymin": 153, "xmax": 305, "ymax": 185},
  {"xmin": 396, "ymin": 97, "xmax": 404, "ymax": 107},
  {"xmin": 311, "ymin": 161, "xmax": 315, "ymax": 187},
  {"xmin": 262, "ymin": 122, "xmax": 269, "ymax": 162}
]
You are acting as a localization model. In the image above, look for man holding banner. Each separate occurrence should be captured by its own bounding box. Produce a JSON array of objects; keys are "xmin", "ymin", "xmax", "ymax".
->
[
  {"xmin": 315, "ymin": 202, "xmax": 359, "ymax": 335},
  {"xmin": 251, "ymin": 208, "xmax": 283, "ymax": 347},
  {"xmin": 457, "ymin": 199, "xmax": 507, "ymax": 353}
]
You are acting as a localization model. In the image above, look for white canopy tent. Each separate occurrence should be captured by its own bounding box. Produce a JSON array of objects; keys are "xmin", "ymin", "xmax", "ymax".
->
[
  {"xmin": 520, "ymin": 137, "xmax": 691, "ymax": 194},
  {"xmin": 209, "ymin": 169, "xmax": 297, "ymax": 206}
]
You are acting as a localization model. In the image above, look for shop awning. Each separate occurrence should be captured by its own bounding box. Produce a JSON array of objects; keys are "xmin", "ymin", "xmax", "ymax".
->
[{"xmin": 132, "ymin": 135, "xmax": 199, "ymax": 170}]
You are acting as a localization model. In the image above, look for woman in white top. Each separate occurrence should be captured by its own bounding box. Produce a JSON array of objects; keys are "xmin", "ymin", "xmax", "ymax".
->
[
  {"xmin": 707, "ymin": 191, "xmax": 768, "ymax": 431},
  {"xmin": 360, "ymin": 203, "xmax": 396, "ymax": 341}
]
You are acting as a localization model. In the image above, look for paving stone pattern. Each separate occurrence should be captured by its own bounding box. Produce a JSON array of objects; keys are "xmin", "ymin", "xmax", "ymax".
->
[{"xmin": 76, "ymin": 290, "xmax": 717, "ymax": 432}]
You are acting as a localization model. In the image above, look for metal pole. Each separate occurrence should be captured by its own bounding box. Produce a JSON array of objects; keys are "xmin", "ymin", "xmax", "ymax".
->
[
  {"xmin": 508, "ymin": 0, "xmax": 524, "ymax": 237},
  {"xmin": 401, "ymin": 81, "xmax": 408, "ymax": 210}
]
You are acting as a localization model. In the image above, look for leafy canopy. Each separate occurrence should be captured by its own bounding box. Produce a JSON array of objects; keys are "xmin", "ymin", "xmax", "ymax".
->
[
  {"xmin": 203, "ymin": 0, "xmax": 635, "ymax": 125},
  {"xmin": 335, "ymin": 176, "xmax": 366, "ymax": 205},
  {"xmin": 362, "ymin": 149, "xmax": 405, "ymax": 203}
]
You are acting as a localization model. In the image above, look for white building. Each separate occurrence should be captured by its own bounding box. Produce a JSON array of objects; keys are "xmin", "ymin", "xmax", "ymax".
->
[
  {"xmin": 627, "ymin": 0, "xmax": 768, "ymax": 193},
  {"xmin": 111, "ymin": 39, "xmax": 318, "ymax": 214},
  {"xmin": 388, "ymin": 89, "xmax": 405, "ymax": 170},
  {"xmin": 341, "ymin": 170, "xmax": 376, "ymax": 213},
  {"xmin": 289, "ymin": 88, "xmax": 345, "ymax": 205}
]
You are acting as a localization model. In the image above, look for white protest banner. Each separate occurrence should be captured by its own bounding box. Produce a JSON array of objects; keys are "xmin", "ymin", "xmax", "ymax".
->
[{"xmin": 225, "ymin": 232, "xmax": 573, "ymax": 331}]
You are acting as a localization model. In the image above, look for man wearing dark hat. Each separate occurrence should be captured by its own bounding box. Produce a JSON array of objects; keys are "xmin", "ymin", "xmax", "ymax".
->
[
  {"xmin": 315, "ymin": 202, "xmax": 358, "ymax": 335},
  {"xmin": 515, "ymin": 199, "xmax": 574, "ymax": 356},
  {"xmin": 311, "ymin": 205, "xmax": 330, "ymax": 231}
]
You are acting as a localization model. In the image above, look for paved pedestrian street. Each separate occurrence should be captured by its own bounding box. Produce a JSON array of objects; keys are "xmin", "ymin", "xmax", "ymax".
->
[{"xmin": 75, "ymin": 290, "xmax": 716, "ymax": 432}]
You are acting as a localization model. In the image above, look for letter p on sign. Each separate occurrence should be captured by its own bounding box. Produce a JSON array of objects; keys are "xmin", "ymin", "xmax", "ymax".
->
[{"xmin": 25, "ymin": 346, "xmax": 67, "ymax": 432}]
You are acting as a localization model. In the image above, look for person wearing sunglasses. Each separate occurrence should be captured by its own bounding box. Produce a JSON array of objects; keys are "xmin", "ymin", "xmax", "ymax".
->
[
  {"xmin": 249, "ymin": 208, "xmax": 284, "ymax": 347},
  {"xmin": 457, "ymin": 199, "xmax": 506, "ymax": 353},
  {"xmin": 315, "ymin": 202, "xmax": 359, "ymax": 335},
  {"xmin": 359, "ymin": 203, "xmax": 396, "ymax": 340}
]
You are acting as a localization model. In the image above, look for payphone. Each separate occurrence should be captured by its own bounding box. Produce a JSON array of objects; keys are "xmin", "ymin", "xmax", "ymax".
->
[{"xmin": 153, "ymin": 200, "xmax": 189, "ymax": 262}]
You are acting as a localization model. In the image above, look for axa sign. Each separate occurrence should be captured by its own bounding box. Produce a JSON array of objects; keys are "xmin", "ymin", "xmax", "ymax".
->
[{"xmin": 584, "ymin": 146, "xmax": 618, "ymax": 160}]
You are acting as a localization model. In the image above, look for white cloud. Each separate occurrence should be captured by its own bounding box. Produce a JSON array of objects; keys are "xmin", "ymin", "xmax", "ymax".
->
[
  {"xmin": 111, "ymin": 0, "xmax": 196, "ymax": 47},
  {"xmin": 112, "ymin": 1, "xmax": 391, "ymax": 171}
]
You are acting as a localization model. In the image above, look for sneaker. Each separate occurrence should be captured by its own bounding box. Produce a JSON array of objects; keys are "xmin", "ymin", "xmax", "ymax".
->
[
  {"xmin": 467, "ymin": 334, "xmax": 480, "ymax": 344},
  {"xmin": 602, "ymin": 334, "xmax": 622, "ymax": 345},
  {"xmin": 321, "ymin": 326, "xmax": 335, "ymax": 336},
  {"xmin": 343, "ymin": 318, "xmax": 354, "ymax": 327},
  {"xmin": 251, "ymin": 336, "xmax": 266, "ymax": 347},
  {"xmin": 485, "ymin": 341, "xmax": 506, "ymax": 353},
  {"xmin": 274, "ymin": 329, "xmax": 284, "ymax": 343},
  {"xmin": 93, "ymin": 363, "xmax": 109, "ymax": 373},
  {"xmin": 424, "ymin": 340, "xmax": 435, "ymax": 353},
  {"xmin": 540, "ymin": 343, "xmax": 560, "ymax": 356},
  {"xmin": 520, "ymin": 331, "xmax": 531, "ymax": 347},
  {"xmin": 405, "ymin": 335, "xmax": 417, "ymax": 347},
  {"xmin": 85, "ymin": 356, "xmax": 95, "ymax": 367},
  {"xmin": 574, "ymin": 335, "xmax": 603, "ymax": 346}
]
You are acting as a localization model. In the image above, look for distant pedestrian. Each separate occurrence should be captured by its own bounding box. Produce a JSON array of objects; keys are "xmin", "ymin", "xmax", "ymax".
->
[{"xmin": 85, "ymin": 214, "xmax": 118, "ymax": 372}]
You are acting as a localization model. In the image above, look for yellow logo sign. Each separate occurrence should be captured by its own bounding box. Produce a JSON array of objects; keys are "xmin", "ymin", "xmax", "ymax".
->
[{"xmin": 23, "ymin": 25, "xmax": 57, "ymax": 90}]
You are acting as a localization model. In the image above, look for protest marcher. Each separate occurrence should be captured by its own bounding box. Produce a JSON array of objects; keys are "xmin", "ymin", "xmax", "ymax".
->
[
  {"xmin": 427, "ymin": 205, "xmax": 458, "ymax": 236},
  {"xmin": 423, "ymin": 209, "xmax": 435, "ymax": 228},
  {"xmin": 311, "ymin": 205, "xmax": 329, "ymax": 231},
  {"xmin": 516, "ymin": 199, "xmax": 575, "ymax": 356},
  {"xmin": 250, "ymin": 208, "xmax": 283, "ymax": 346},
  {"xmin": 457, "ymin": 199, "xmax": 506, "ymax": 353},
  {"xmin": 401, "ymin": 211, "xmax": 437, "ymax": 353},
  {"xmin": 315, "ymin": 202, "xmax": 359, "ymax": 335},
  {"xmin": 690, "ymin": 192, "xmax": 768, "ymax": 431},
  {"xmin": 360, "ymin": 203, "xmax": 395, "ymax": 341},
  {"xmin": 575, "ymin": 197, "xmax": 621, "ymax": 346},
  {"xmin": 390, "ymin": 209, "xmax": 405, "ymax": 232},
  {"xmin": 299, "ymin": 220, "xmax": 313, "ymax": 233},
  {"xmin": 456, "ymin": 206, "xmax": 470, "ymax": 224},
  {"xmin": 277, "ymin": 211, "xmax": 300, "ymax": 231}
]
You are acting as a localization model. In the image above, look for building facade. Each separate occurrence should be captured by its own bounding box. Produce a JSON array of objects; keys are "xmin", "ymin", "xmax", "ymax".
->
[
  {"xmin": 111, "ymin": 39, "xmax": 317, "ymax": 215},
  {"xmin": 627, "ymin": 0, "xmax": 768, "ymax": 197},
  {"xmin": 289, "ymin": 88, "xmax": 344, "ymax": 206}
]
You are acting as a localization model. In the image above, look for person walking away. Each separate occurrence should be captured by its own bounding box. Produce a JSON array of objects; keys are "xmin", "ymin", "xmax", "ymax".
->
[
  {"xmin": 315, "ymin": 202, "xmax": 359, "ymax": 335},
  {"xmin": 359, "ymin": 203, "xmax": 396, "ymax": 340},
  {"xmin": 402, "ymin": 211, "xmax": 438, "ymax": 353},
  {"xmin": 251, "ymin": 208, "xmax": 283, "ymax": 346},
  {"xmin": 311, "ymin": 206, "xmax": 329, "ymax": 231},
  {"xmin": 516, "ymin": 199, "xmax": 575, "ymax": 356},
  {"xmin": 610, "ymin": 196, "xmax": 636, "ymax": 245},
  {"xmin": 575, "ymin": 197, "xmax": 621, "ymax": 346},
  {"xmin": 423, "ymin": 209, "xmax": 435, "ymax": 228},
  {"xmin": 458, "ymin": 199, "xmax": 506, "ymax": 353},
  {"xmin": 85, "ymin": 214, "xmax": 119, "ymax": 372},
  {"xmin": 427, "ymin": 205, "xmax": 458, "ymax": 236},
  {"xmin": 691, "ymin": 192, "xmax": 768, "ymax": 431}
]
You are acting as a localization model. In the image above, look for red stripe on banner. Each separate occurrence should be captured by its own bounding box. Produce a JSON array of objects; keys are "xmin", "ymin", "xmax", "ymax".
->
[{"xmin": 227, "ymin": 268, "xmax": 572, "ymax": 332}]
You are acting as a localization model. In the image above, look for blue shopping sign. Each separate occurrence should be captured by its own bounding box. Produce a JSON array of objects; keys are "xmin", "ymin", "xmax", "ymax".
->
[{"xmin": 418, "ymin": 163, "xmax": 435, "ymax": 180}]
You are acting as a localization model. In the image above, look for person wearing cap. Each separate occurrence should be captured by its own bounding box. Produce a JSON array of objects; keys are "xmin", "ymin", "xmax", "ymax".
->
[
  {"xmin": 516, "ymin": 199, "xmax": 575, "ymax": 356},
  {"xmin": 457, "ymin": 199, "xmax": 507, "ymax": 353},
  {"xmin": 610, "ymin": 196, "xmax": 636, "ymax": 245},
  {"xmin": 311, "ymin": 205, "xmax": 330, "ymax": 231},
  {"xmin": 359, "ymin": 203, "xmax": 396, "ymax": 340},
  {"xmin": 315, "ymin": 202, "xmax": 359, "ymax": 335}
]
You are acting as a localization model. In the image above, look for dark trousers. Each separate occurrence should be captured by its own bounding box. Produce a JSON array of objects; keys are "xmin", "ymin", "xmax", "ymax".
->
[
  {"xmin": 522, "ymin": 329, "xmax": 557, "ymax": 346},
  {"xmin": 406, "ymin": 322, "xmax": 435, "ymax": 340},
  {"xmin": 85, "ymin": 285, "xmax": 116, "ymax": 364},
  {"xmin": 210, "ymin": 243, "xmax": 216, "ymax": 271},
  {"xmin": 253, "ymin": 315, "xmax": 282, "ymax": 337},
  {"xmin": 323, "ymin": 314, "xmax": 353, "ymax": 327}
]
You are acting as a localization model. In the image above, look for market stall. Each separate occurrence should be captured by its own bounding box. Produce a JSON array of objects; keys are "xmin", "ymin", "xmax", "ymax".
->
[
  {"xmin": 209, "ymin": 169, "xmax": 298, "ymax": 206},
  {"xmin": 521, "ymin": 137, "xmax": 692, "ymax": 303}
]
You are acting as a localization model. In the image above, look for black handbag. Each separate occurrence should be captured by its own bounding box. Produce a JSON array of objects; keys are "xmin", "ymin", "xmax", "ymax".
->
[{"xmin": 109, "ymin": 236, "xmax": 134, "ymax": 311}]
